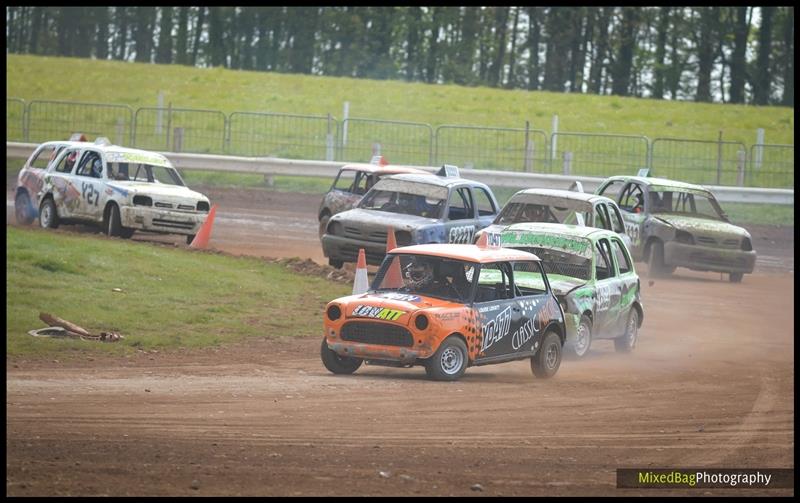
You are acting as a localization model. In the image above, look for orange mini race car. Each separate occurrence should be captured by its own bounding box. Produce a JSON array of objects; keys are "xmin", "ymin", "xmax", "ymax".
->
[{"xmin": 321, "ymin": 237, "xmax": 567, "ymax": 381}]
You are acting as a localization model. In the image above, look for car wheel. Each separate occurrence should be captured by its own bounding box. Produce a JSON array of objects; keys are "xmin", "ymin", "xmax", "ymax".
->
[
  {"xmin": 531, "ymin": 331, "xmax": 562, "ymax": 378},
  {"xmin": 729, "ymin": 272, "xmax": 744, "ymax": 283},
  {"xmin": 15, "ymin": 192, "xmax": 35, "ymax": 225},
  {"xmin": 318, "ymin": 213, "xmax": 331, "ymax": 239},
  {"xmin": 320, "ymin": 338, "xmax": 363, "ymax": 374},
  {"xmin": 425, "ymin": 336, "xmax": 468, "ymax": 381},
  {"xmin": 39, "ymin": 198, "xmax": 60, "ymax": 229},
  {"xmin": 614, "ymin": 308, "xmax": 639, "ymax": 353},
  {"xmin": 328, "ymin": 258, "xmax": 344, "ymax": 269},
  {"xmin": 648, "ymin": 241, "xmax": 674, "ymax": 277},
  {"xmin": 568, "ymin": 315, "xmax": 592, "ymax": 359},
  {"xmin": 105, "ymin": 204, "xmax": 123, "ymax": 237},
  {"xmin": 186, "ymin": 234, "xmax": 196, "ymax": 245}
]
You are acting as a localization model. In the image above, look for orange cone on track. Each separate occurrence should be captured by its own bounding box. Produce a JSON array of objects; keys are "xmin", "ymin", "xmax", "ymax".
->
[
  {"xmin": 190, "ymin": 204, "xmax": 217, "ymax": 249},
  {"xmin": 353, "ymin": 248, "xmax": 369, "ymax": 295},
  {"xmin": 383, "ymin": 226, "xmax": 403, "ymax": 288}
]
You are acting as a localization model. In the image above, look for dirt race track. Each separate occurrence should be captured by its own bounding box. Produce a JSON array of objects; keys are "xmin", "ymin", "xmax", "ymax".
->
[{"xmin": 6, "ymin": 186, "xmax": 795, "ymax": 496}]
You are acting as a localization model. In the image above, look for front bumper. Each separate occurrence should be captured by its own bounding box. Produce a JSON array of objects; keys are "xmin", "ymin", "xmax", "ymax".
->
[
  {"xmin": 324, "ymin": 320, "xmax": 435, "ymax": 363},
  {"xmin": 120, "ymin": 206, "xmax": 206, "ymax": 236},
  {"xmin": 664, "ymin": 241, "xmax": 756, "ymax": 274},
  {"xmin": 321, "ymin": 234, "xmax": 392, "ymax": 266}
]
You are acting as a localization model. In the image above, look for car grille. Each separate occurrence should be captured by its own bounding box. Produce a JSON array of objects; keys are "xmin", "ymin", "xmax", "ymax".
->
[
  {"xmin": 341, "ymin": 321, "xmax": 413, "ymax": 347},
  {"xmin": 695, "ymin": 236, "xmax": 741, "ymax": 249},
  {"xmin": 343, "ymin": 226, "xmax": 388, "ymax": 243},
  {"xmin": 152, "ymin": 218, "xmax": 194, "ymax": 230}
]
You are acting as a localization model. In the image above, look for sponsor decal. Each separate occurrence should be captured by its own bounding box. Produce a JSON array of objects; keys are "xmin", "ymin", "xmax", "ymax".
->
[
  {"xmin": 353, "ymin": 305, "xmax": 406, "ymax": 321},
  {"xmin": 481, "ymin": 306, "xmax": 512, "ymax": 351},
  {"xmin": 434, "ymin": 312, "xmax": 460, "ymax": 321},
  {"xmin": 106, "ymin": 151, "xmax": 169, "ymax": 167},
  {"xmin": 503, "ymin": 232, "xmax": 592, "ymax": 258},
  {"xmin": 449, "ymin": 225, "xmax": 475, "ymax": 244},
  {"xmin": 106, "ymin": 184, "xmax": 130, "ymax": 197},
  {"xmin": 375, "ymin": 292, "xmax": 421, "ymax": 303}
]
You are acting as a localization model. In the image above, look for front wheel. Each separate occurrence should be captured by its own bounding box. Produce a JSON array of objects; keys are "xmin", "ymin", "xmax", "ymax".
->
[
  {"xmin": 729, "ymin": 272, "xmax": 744, "ymax": 283},
  {"xmin": 39, "ymin": 198, "xmax": 60, "ymax": 229},
  {"xmin": 568, "ymin": 315, "xmax": 592, "ymax": 359},
  {"xmin": 648, "ymin": 241, "xmax": 674, "ymax": 277},
  {"xmin": 320, "ymin": 339, "xmax": 363, "ymax": 374},
  {"xmin": 186, "ymin": 234, "xmax": 196, "ymax": 245},
  {"xmin": 328, "ymin": 258, "xmax": 344, "ymax": 269},
  {"xmin": 614, "ymin": 309, "xmax": 640, "ymax": 353},
  {"xmin": 425, "ymin": 336, "xmax": 468, "ymax": 381},
  {"xmin": 531, "ymin": 331, "xmax": 562, "ymax": 378},
  {"xmin": 15, "ymin": 192, "xmax": 35, "ymax": 225},
  {"xmin": 318, "ymin": 213, "xmax": 331, "ymax": 239}
]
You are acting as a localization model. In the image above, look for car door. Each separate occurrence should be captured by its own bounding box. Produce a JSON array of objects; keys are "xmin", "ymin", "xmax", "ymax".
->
[
  {"xmin": 592, "ymin": 237, "xmax": 622, "ymax": 338},
  {"xmin": 45, "ymin": 147, "xmax": 83, "ymax": 219},
  {"xmin": 444, "ymin": 185, "xmax": 477, "ymax": 243},
  {"xmin": 72, "ymin": 149, "xmax": 105, "ymax": 221},
  {"xmin": 615, "ymin": 182, "xmax": 648, "ymax": 260},
  {"xmin": 471, "ymin": 186, "xmax": 499, "ymax": 229},
  {"xmin": 609, "ymin": 236, "xmax": 638, "ymax": 337},
  {"xmin": 472, "ymin": 261, "xmax": 522, "ymax": 361}
]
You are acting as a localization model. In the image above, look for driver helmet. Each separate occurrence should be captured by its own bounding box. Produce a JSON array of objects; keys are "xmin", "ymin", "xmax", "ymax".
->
[
  {"xmin": 403, "ymin": 259, "xmax": 434, "ymax": 290},
  {"xmin": 91, "ymin": 158, "xmax": 103, "ymax": 177}
]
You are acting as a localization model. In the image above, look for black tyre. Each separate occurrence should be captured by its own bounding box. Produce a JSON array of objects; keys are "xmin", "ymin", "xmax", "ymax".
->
[
  {"xmin": 186, "ymin": 234, "xmax": 196, "ymax": 245},
  {"xmin": 425, "ymin": 336, "xmax": 468, "ymax": 381},
  {"xmin": 318, "ymin": 213, "xmax": 331, "ymax": 239},
  {"xmin": 531, "ymin": 331, "xmax": 562, "ymax": 379},
  {"xmin": 105, "ymin": 204, "xmax": 133, "ymax": 238},
  {"xmin": 567, "ymin": 315, "xmax": 592, "ymax": 359},
  {"xmin": 328, "ymin": 258, "xmax": 344, "ymax": 269},
  {"xmin": 15, "ymin": 192, "xmax": 35, "ymax": 225},
  {"xmin": 648, "ymin": 241, "xmax": 674, "ymax": 277},
  {"xmin": 39, "ymin": 197, "xmax": 60, "ymax": 229},
  {"xmin": 729, "ymin": 272, "xmax": 744, "ymax": 283},
  {"xmin": 320, "ymin": 338, "xmax": 363, "ymax": 374},
  {"xmin": 614, "ymin": 308, "xmax": 640, "ymax": 353}
]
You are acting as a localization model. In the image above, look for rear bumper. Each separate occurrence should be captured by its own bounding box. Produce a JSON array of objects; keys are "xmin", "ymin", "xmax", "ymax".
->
[
  {"xmin": 120, "ymin": 206, "xmax": 206, "ymax": 236},
  {"xmin": 664, "ymin": 241, "xmax": 756, "ymax": 274}
]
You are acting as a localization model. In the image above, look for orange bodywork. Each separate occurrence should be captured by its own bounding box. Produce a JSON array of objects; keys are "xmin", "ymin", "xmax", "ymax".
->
[{"xmin": 324, "ymin": 291, "xmax": 486, "ymax": 364}]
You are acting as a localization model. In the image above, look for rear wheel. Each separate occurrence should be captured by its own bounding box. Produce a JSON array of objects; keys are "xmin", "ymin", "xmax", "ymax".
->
[
  {"xmin": 39, "ymin": 198, "xmax": 60, "ymax": 229},
  {"xmin": 15, "ymin": 192, "xmax": 35, "ymax": 225},
  {"xmin": 425, "ymin": 336, "xmax": 468, "ymax": 381},
  {"xmin": 614, "ymin": 309, "xmax": 639, "ymax": 353},
  {"xmin": 320, "ymin": 338, "xmax": 363, "ymax": 374},
  {"xmin": 531, "ymin": 331, "xmax": 562, "ymax": 378},
  {"xmin": 568, "ymin": 315, "xmax": 592, "ymax": 359}
]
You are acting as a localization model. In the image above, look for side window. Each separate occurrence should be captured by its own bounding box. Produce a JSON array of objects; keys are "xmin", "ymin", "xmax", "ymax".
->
[
  {"xmin": 598, "ymin": 180, "xmax": 626, "ymax": 203},
  {"xmin": 352, "ymin": 172, "xmax": 369, "ymax": 195},
  {"xmin": 476, "ymin": 262, "xmax": 514, "ymax": 302},
  {"xmin": 332, "ymin": 169, "xmax": 357, "ymax": 192},
  {"xmin": 473, "ymin": 187, "xmax": 497, "ymax": 216},
  {"xmin": 447, "ymin": 187, "xmax": 475, "ymax": 221},
  {"xmin": 611, "ymin": 238, "xmax": 633, "ymax": 274},
  {"xmin": 29, "ymin": 145, "xmax": 58, "ymax": 170},
  {"xmin": 608, "ymin": 204, "xmax": 626, "ymax": 233},
  {"xmin": 594, "ymin": 239, "xmax": 616, "ymax": 280},
  {"xmin": 75, "ymin": 151, "xmax": 99, "ymax": 177},
  {"xmin": 54, "ymin": 149, "xmax": 80, "ymax": 174},
  {"xmin": 512, "ymin": 261, "xmax": 548, "ymax": 296},
  {"xmin": 619, "ymin": 183, "xmax": 645, "ymax": 213}
]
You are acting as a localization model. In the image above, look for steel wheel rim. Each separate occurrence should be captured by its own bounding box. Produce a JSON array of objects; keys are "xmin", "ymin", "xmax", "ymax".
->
[
  {"xmin": 627, "ymin": 313, "xmax": 638, "ymax": 348},
  {"xmin": 545, "ymin": 342, "xmax": 558, "ymax": 369},
  {"xmin": 574, "ymin": 323, "xmax": 589, "ymax": 355},
  {"xmin": 41, "ymin": 204, "xmax": 51, "ymax": 227},
  {"xmin": 440, "ymin": 346, "xmax": 463, "ymax": 375}
]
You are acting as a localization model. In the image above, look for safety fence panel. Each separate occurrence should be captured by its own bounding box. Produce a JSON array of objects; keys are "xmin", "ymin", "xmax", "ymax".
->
[
  {"xmin": 551, "ymin": 133, "xmax": 649, "ymax": 178},
  {"xmin": 26, "ymin": 100, "xmax": 134, "ymax": 146},
  {"xmin": 434, "ymin": 125, "xmax": 548, "ymax": 172},
  {"xmin": 7, "ymin": 98, "xmax": 26, "ymax": 141},
  {"xmin": 748, "ymin": 144, "xmax": 794, "ymax": 189},
  {"xmin": 227, "ymin": 112, "xmax": 337, "ymax": 160},
  {"xmin": 133, "ymin": 107, "xmax": 226, "ymax": 154},
  {"xmin": 338, "ymin": 118, "xmax": 433, "ymax": 166},
  {"xmin": 651, "ymin": 138, "xmax": 747, "ymax": 187}
]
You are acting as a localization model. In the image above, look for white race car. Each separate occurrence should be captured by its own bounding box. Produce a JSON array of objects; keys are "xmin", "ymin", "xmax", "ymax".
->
[{"xmin": 14, "ymin": 137, "xmax": 211, "ymax": 243}]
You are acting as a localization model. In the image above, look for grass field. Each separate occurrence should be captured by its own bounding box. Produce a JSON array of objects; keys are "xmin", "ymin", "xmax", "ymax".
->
[
  {"xmin": 6, "ymin": 226, "xmax": 350, "ymax": 358},
  {"xmin": 7, "ymin": 54, "xmax": 794, "ymax": 146}
]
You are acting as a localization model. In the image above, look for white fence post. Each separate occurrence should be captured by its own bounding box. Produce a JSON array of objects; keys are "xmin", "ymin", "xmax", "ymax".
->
[
  {"xmin": 737, "ymin": 150, "xmax": 746, "ymax": 187},
  {"xmin": 156, "ymin": 91, "xmax": 164, "ymax": 135},
  {"xmin": 551, "ymin": 114, "xmax": 559, "ymax": 163},
  {"xmin": 755, "ymin": 128, "xmax": 765, "ymax": 170},
  {"xmin": 326, "ymin": 113, "xmax": 334, "ymax": 161},
  {"xmin": 342, "ymin": 101, "xmax": 350, "ymax": 147},
  {"xmin": 563, "ymin": 151, "xmax": 572, "ymax": 175}
]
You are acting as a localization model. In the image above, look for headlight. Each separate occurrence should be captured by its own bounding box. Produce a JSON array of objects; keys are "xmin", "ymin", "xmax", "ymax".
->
[
  {"xmin": 741, "ymin": 237, "xmax": 752, "ymax": 251},
  {"xmin": 396, "ymin": 230, "xmax": 413, "ymax": 246},
  {"xmin": 328, "ymin": 221, "xmax": 343, "ymax": 236},
  {"xmin": 414, "ymin": 314, "xmax": 429, "ymax": 330},
  {"xmin": 133, "ymin": 195, "xmax": 152, "ymax": 206},
  {"xmin": 197, "ymin": 201, "xmax": 210, "ymax": 212},
  {"xmin": 675, "ymin": 230, "xmax": 694, "ymax": 245},
  {"xmin": 327, "ymin": 304, "xmax": 341, "ymax": 321}
]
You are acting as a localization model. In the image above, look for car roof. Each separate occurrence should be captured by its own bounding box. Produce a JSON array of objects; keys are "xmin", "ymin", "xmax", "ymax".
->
[
  {"xmin": 387, "ymin": 173, "xmax": 487, "ymax": 188},
  {"xmin": 503, "ymin": 222, "xmax": 620, "ymax": 240},
  {"xmin": 606, "ymin": 175, "xmax": 710, "ymax": 193},
  {"xmin": 510, "ymin": 188, "xmax": 613, "ymax": 204},
  {"xmin": 390, "ymin": 243, "xmax": 540, "ymax": 263},
  {"xmin": 339, "ymin": 163, "xmax": 430, "ymax": 175}
]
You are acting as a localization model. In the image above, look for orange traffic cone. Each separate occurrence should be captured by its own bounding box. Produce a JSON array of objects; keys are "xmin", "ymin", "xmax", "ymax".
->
[
  {"xmin": 190, "ymin": 204, "xmax": 217, "ymax": 249},
  {"xmin": 352, "ymin": 248, "xmax": 369, "ymax": 295},
  {"xmin": 383, "ymin": 226, "xmax": 403, "ymax": 288},
  {"xmin": 476, "ymin": 231, "xmax": 489, "ymax": 248}
]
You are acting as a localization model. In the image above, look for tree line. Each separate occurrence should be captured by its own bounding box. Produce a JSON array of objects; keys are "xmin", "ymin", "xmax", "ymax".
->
[{"xmin": 5, "ymin": 6, "xmax": 794, "ymax": 106}]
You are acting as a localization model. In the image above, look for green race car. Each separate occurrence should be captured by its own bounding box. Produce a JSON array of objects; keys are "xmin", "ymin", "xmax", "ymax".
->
[
  {"xmin": 500, "ymin": 223, "xmax": 643, "ymax": 358},
  {"xmin": 596, "ymin": 175, "xmax": 756, "ymax": 283}
]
